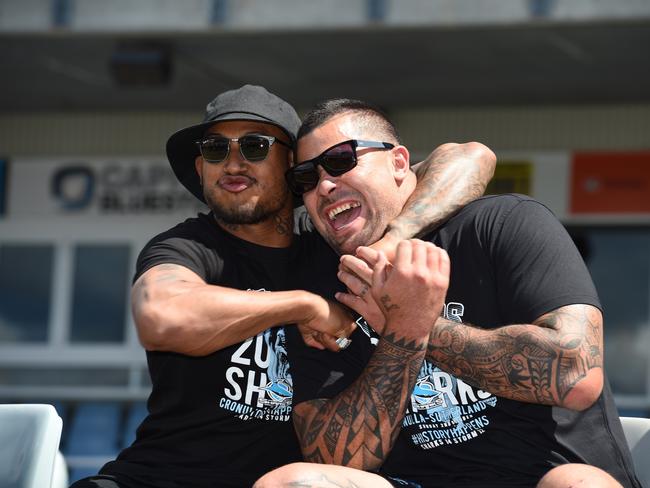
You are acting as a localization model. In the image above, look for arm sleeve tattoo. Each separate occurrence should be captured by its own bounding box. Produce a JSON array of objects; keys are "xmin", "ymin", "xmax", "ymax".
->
[
  {"xmin": 293, "ymin": 332, "xmax": 427, "ymax": 470},
  {"xmin": 426, "ymin": 304, "xmax": 603, "ymax": 407}
]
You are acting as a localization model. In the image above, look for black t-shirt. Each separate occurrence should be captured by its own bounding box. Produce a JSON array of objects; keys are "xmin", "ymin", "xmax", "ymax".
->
[
  {"xmin": 101, "ymin": 212, "xmax": 303, "ymax": 488},
  {"xmin": 287, "ymin": 195, "xmax": 641, "ymax": 488}
]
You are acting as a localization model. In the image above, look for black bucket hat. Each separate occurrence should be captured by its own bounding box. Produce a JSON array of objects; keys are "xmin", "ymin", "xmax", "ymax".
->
[{"xmin": 166, "ymin": 84, "xmax": 301, "ymax": 203}]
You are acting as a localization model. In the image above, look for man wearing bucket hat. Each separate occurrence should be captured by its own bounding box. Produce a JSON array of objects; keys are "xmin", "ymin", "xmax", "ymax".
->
[{"xmin": 70, "ymin": 85, "xmax": 496, "ymax": 488}]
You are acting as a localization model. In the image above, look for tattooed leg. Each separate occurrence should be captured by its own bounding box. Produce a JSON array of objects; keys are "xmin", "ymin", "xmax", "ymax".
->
[{"xmin": 253, "ymin": 462, "xmax": 394, "ymax": 488}]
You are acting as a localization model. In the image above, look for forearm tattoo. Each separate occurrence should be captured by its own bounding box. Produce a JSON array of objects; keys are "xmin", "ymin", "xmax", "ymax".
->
[
  {"xmin": 388, "ymin": 145, "xmax": 492, "ymax": 239},
  {"xmin": 294, "ymin": 332, "xmax": 426, "ymax": 469},
  {"xmin": 426, "ymin": 304, "xmax": 603, "ymax": 405}
]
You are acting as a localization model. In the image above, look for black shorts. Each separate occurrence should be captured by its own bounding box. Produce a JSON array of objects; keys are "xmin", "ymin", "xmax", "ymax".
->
[
  {"xmin": 69, "ymin": 475, "xmax": 124, "ymax": 488},
  {"xmin": 383, "ymin": 474, "xmax": 422, "ymax": 488},
  {"xmin": 69, "ymin": 473, "xmax": 162, "ymax": 488}
]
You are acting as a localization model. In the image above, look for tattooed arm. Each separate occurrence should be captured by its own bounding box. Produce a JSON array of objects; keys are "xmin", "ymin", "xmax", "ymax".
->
[
  {"xmin": 293, "ymin": 334, "xmax": 425, "ymax": 469},
  {"xmin": 132, "ymin": 263, "xmax": 355, "ymax": 355},
  {"xmin": 337, "ymin": 247, "xmax": 604, "ymax": 412},
  {"xmin": 293, "ymin": 241, "xmax": 450, "ymax": 469},
  {"xmin": 427, "ymin": 304, "xmax": 604, "ymax": 411},
  {"xmin": 371, "ymin": 142, "xmax": 495, "ymax": 259}
]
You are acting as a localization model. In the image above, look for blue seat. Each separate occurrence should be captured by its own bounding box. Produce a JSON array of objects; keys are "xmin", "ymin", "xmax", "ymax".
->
[
  {"xmin": 121, "ymin": 402, "xmax": 148, "ymax": 448},
  {"xmin": 64, "ymin": 402, "xmax": 121, "ymax": 457},
  {"xmin": 618, "ymin": 408, "xmax": 648, "ymax": 418}
]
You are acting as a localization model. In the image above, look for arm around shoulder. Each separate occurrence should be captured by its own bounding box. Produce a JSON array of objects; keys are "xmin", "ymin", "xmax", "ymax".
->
[{"xmin": 376, "ymin": 142, "xmax": 496, "ymax": 258}]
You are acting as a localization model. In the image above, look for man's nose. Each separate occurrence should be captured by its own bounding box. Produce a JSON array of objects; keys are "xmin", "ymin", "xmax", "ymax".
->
[
  {"xmin": 316, "ymin": 167, "xmax": 337, "ymax": 196},
  {"xmin": 222, "ymin": 142, "xmax": 247, "ymax": 172}
]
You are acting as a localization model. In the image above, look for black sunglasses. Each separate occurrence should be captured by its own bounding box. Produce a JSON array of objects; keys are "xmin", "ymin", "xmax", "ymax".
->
[
  {"xmin": 285, "ymin": 139, "xmax": 394, "ymax": 195},
  {"xmin": 196, "ymin": 134, "xmax": 291, "ymax": 163}
]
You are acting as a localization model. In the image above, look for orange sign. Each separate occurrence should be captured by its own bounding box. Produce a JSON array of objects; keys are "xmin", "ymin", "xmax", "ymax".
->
[{"xmin": 570, "ymin": 152, "xmax": 650, "ymax": 214}]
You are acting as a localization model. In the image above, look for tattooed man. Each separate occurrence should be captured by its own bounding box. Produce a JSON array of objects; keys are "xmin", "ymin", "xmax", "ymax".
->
[
  {"xmin": 255, "ymin": 99, "xmax": 641, "ymax": 488},
  {"xmin": 69, "ymin": 86, "xmax": 495, "ymax": 488}
]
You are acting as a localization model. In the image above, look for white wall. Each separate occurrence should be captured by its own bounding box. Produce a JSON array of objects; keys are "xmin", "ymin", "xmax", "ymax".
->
[{"xmin": 2, "ymin": 103, "xmax": 649, "ymax": 157}]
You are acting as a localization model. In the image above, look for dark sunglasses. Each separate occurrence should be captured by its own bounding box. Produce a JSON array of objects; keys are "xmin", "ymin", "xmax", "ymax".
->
[
  {"xmin": 196, "ymin": 134, "xmax": 291, "ymax": 163},
  {"xmin": 285, "ymin": 139, "xmax": 394, "ymax": 195}
]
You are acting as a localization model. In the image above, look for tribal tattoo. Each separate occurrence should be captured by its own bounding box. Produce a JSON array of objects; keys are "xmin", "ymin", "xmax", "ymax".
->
[
  {"xmin": 426, "ymin": 304, "xmax": 603, "ymax": 407},
  {"xmin": 293, "ymin": 332, "xmax": 426, "ymax": 470}
]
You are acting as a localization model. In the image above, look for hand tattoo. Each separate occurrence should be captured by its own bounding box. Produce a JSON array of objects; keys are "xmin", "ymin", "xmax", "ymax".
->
[{"xmin": 379, "ymin": 295, "xmax": 400, "ymax": 312}]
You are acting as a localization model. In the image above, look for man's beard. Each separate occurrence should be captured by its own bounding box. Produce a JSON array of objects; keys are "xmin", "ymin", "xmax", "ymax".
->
[
  {"xmin": 205, "ymin": 190, "xmax": 288, "ymax": 226},
  {"xmin": 324, "ymin": 232, "xmax": 369, "ymax": 256}
]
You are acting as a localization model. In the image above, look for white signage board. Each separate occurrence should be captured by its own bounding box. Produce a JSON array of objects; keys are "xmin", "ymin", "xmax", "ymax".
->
[{"xmin": 7, "ymin": 158, "xmax": 206, "ymax": 219}]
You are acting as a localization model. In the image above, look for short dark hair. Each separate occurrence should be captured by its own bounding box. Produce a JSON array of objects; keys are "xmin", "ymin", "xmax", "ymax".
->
[{"xmin": 297, "ymin": 98, "xmax": 401, "ymax": 144}]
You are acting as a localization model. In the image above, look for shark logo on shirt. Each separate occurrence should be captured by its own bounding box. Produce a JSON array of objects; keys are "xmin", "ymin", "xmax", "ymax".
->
[
  {"xmin": 219, "ymin": 289, "xmax": 293, "ymax": 421},
  {"xmin": 403, "ymin": 301, "xmax": 497, "ymax": 449},
  {"xmin": 260, "ymin": 327, "xmax": 293, "ymax": 408}
]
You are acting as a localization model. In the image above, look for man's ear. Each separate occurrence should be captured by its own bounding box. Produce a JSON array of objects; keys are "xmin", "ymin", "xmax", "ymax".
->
[
  {"xmin": 391, "ymin": 145, "xmax": 411, "ymax": 183},
  {"xmin": 194, "ymin": 155, "xmax": 203, "ymax": 185}
]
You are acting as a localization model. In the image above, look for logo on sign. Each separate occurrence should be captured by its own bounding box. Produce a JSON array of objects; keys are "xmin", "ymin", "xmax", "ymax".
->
[{"xmin": 51, "ymin": 166, "xmax": 94, "ymax": 210}]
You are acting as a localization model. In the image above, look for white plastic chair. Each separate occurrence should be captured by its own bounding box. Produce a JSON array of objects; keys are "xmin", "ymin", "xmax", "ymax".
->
[
  {"xmin": 52, "ymin": 450, "xmax": 69, "ymax": 488},
  {"xmin": 620, "ymin": 416, "xmax": 650, "ymax": 487},
  {"xmin": 0, "ymin": 404, "xmax": 65, "ymax": 488}
]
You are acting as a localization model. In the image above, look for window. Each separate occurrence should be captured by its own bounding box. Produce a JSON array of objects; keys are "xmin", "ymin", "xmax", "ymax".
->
[
  {"xmin": 70, "ymin": 244, "xmax": 130, "ymax": 343},
  {"xmin": 0, "ymin": 367, "xmax": 129, "ymax": 387},
  {"xmin": 0, "ymin": 244, "xmax": 54, "ymax": 342},
  {"xmin": 0, "ymin": 159, "xmax": 6, "ymax": 217},
  {"xmin": 568, "ymin": 227, "xmax": 650, "ymax": 396}
]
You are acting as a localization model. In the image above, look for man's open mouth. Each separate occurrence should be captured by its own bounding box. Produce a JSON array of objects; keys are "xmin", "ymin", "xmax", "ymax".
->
[{"xmin": 326, "ymin": 201, "xmax": 361, "ymax": 231}]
